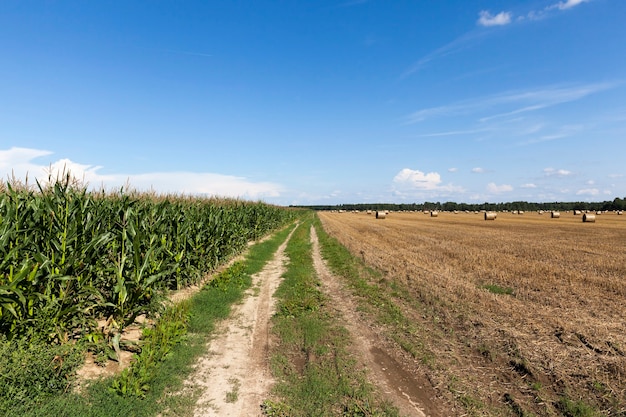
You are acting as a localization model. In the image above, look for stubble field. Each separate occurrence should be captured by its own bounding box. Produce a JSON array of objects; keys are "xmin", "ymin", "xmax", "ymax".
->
[{"xmin": 318, "ymin": 210, "xmax": 626, "ymax": 416}]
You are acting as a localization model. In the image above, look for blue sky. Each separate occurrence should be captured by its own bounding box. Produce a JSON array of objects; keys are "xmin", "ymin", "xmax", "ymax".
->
[{"xmin": 1, "ymin": 0, "xmax": 625, "ymax": 205}]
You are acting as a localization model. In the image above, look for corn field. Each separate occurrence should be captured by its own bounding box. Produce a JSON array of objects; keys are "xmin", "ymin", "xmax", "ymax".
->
[{"xmin": 0, "ymin": 176, "xmax": 295, "ymax": 341}]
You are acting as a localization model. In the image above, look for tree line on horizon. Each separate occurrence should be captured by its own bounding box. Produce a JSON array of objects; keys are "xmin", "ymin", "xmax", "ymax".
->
[{"xmin": 294, "ymin": 197, "xmax": 626, "ymax": 213}]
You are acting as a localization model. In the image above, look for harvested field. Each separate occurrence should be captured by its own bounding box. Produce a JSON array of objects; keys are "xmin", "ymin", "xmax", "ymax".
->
[{"xmin": 318, "ymin": 210, "xmax": 626, "ymax": 416}]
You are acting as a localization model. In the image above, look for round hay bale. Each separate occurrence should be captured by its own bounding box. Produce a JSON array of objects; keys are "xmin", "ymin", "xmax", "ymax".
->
[
  {"xmin": 574, "ymin": 210, "xmax": 582, "ymax": 215},
  {"xmin": 484, "ymin": 212, "xmax": 497, "ymax": 220},
  {"xmin": 583, "ymin": 213, "xmax": 596, "ymax": 223},
  {"xmin": 551, "ymin": 211, "xmax": 561, "ymax": 218},
  {"xmin": 375, "ymin": 211, "xmax": 386, "ymax": 219},
  {"xmin": 430, "ymin": 211, "xmax": 439, "ymax": 217},
  {"xmin": 618, "ymin": 211, "xmax": 623, "ymax": 215}
]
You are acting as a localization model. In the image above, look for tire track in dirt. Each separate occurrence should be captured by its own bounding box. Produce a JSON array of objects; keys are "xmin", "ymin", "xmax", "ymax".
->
[
  {"xmin": 310, "ymin": 225, "xmax": 438, "ymax": 417},
  {"xmin": 187, "ymin": 226, "xmax": 295, "ymax": 417}
]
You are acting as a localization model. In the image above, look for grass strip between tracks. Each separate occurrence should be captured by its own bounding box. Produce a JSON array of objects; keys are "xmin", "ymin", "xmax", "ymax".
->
[
  {"xmin": 263, "ymin": 213, "xmax": 399, "ymax": 417},
  {"xmin": 4, "ymin": 224, "xmax": 295, "ymax": 417}
]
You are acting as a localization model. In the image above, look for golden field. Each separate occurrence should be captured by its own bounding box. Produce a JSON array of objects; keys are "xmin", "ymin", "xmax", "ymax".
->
[{"xmin": 318, "ymin": 210, "xmax": 626, "ymax": 415}]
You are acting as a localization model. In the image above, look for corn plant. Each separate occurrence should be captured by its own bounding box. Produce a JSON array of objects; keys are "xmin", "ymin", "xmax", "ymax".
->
[{"xmin": 0, "ymin": 177, "xmax": 296, "ymax": 341}]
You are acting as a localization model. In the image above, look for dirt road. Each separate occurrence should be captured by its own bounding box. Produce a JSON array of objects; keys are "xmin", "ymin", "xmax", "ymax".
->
[
  {"xmin": 310, "ymin": 225, "xmax": 437, "ymax": 417},
  {"xmin": 188, "ymin": 228, "xmax": 293, "ymax": 416},
  {"xmin": 186, "ymin": 223, "xmax": 438, "ymax": 416}
]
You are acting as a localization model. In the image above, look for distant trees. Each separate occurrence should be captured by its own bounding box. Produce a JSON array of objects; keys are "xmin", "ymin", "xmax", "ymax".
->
[
  {"xmin": 294, "ymin": 197, "xmax": 626, "ymax": 212},
  {"xmin": 611, "ymin": 197, "xmax": 625, "ymax": 211}
]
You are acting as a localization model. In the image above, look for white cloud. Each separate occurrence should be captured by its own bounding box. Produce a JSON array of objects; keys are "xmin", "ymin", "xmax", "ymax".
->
[
  {"xmin": 405, "ymin": 82, "xmax": 616, "ymax": 124},
  {"xmin": 120, "ymin": 172, "xmax": 283, "ymax": 198},
  {"xmin": 472, "ymin": 167, "xmax": 486, "ymax": 174},
  {"xmin": 0, "ymin": 147, "xmax": 54, "ymax": 181},
  {"xmin": 0, "ymin": 147, "xmax": 284, "ymax": 200},
  {"xmin": 487, "ymin": 182, "xmax": 513, "ymax": 193},
  {"xmin": 404, "ymin": 1, "xmax": 593, "ymax": 78},
  {"xmin": 522, "ymin": 0, "xmax": 591, "ymax": 20},
  {"xmin": 392, "ymin": 168, "xmax": 465, "ymax": 200},
  {"xmin": 393, "ymin": 168, "xmax": 442, "ymax": 190},
  {"xmin": 477, "ymin": 10, "xmax": 512, "ymax": 27},
  {"xmin": 576, "ymin": 188, "xmax": 600, "ymax": 196},
  {"xmin": 519, "ymin": 124, "xmax": 585, "ymax": 145},
  {"xmin": 405, "ymin": 105, "xmax": 452, "ymax": 123},
  {"xmin": 521, "ymin": 183, "xmax": 537, "ymax": 188},
  {"xmin": 291, "ymin": 189, "xmax": 345, "ymax": 204},
  {"xmin": 551, "ymin": 0, "xmax": 590, "ymax": 11},
  {"xmin": 43, "ymin": 158, "xmax": 111, "ymax": 185},
  {"xmin": 448, "ymin": 167, "xmax": 458, "ymax": 172},
  {"xmin": 480, "ymin": 85, "xmax": 615, "ymax": 122},
  {"xmin": 544, "ymin": 168, "xmax": 573, "ymax": 177},
  {"xmin": 0, "ymin": 147, "xmax": 52, "ymax": 166},
  {"xmin": 401, "ymin": 31, "xmax": 488, "ymax": 78}
]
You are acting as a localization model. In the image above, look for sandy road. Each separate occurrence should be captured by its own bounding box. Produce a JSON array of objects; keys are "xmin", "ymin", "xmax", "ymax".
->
[
  {"xmin": 187, "ymin": 227, "xmax": 294, "ymax": 417},
  {"xmin": 186, "ymin": 222, "xmax": 438, "ymax": 417}
]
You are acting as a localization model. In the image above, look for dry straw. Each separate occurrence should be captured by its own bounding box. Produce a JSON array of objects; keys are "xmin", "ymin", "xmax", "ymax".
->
[
  {"xmin": 484, "ymin": 212, "xmax": 497, "ymax": 220},
  {"xmin": 551, "ymin": 211, "xmax": 561, "ymax": 218},
  {"xmin": 376, "ymin": 211, "xmax": 387, "ymax": 219},
  {"xmin": 583, "ymin": 213, "xmax": 596, "ymax": 223},
  {"xmin": 430, "ymin": 211, "xmax": 439, "ymax": 217}
]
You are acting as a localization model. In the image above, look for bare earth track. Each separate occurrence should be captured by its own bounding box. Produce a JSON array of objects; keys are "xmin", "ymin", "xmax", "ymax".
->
[
  {"xmin": 186, "ymin": 227, "xmax": 294, "ymax": 416},
  {"xmin": 311, "ymin": 225, "xmax": 440, "ymax": 417},
  {"xmin": 185, "ymin": 222, "xmax": 446, "ymax": 417}
]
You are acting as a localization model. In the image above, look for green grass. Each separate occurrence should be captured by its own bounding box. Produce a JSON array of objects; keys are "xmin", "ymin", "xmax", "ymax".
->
[
  {"xmin": 0, "ymin": 223, "xmax": 297, "ymax": 417},
  {"xmin": 225, "ymin": 378, "xmax": 240, "ymax": 403},
  {"xmin": 265, "ymin": 213, "xmax": 398, "ymax": 417},
  {"xmin": 557, "ymin": 396, "xmax": 599, "ymax": 417},
  {"xmin": 481, "ymin": 284, "xmax": 515, "ymax": 295}
]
